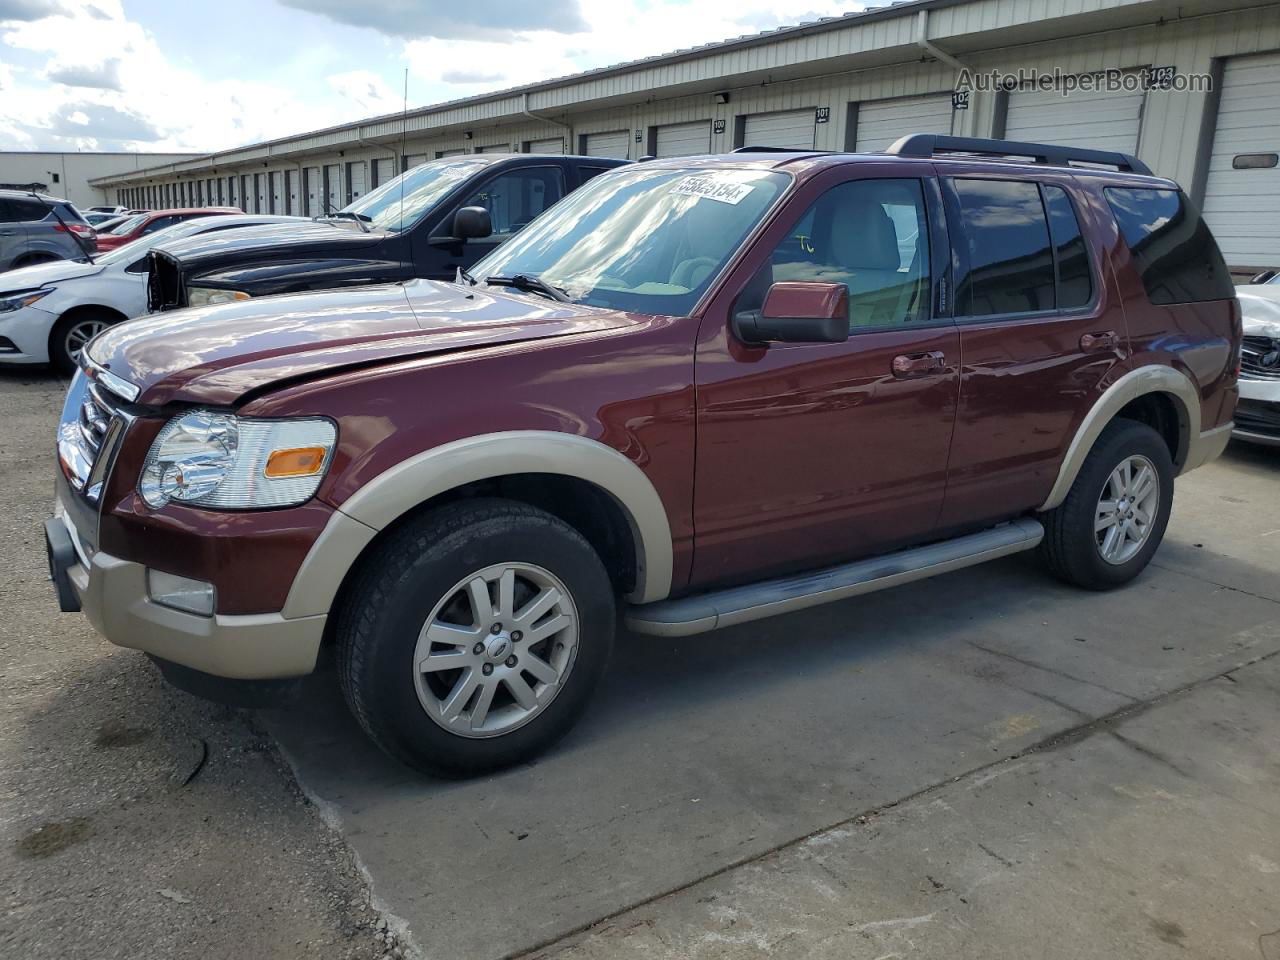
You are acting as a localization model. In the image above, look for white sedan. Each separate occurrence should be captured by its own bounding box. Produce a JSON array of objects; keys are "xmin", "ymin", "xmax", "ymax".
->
[
  {"xmin": 1233, "ymin": 277, "xmax": 1280, "ymax": 447},
  {"xmin": 0, "ymin": 214, "xmax": 303, "ymax": 374}
]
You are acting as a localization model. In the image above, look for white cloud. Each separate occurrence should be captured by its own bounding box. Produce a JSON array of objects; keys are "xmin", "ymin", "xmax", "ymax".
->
[
  {"xmin": 405, "ymin": 0, "xmax": 868, "ymax": 97},
  {"xmin": 327, "ymin": 69, "xmax": 399, "ymax": 115},
  {"xmin": 0, "ymin": 0, "xmax": 337, "ymax": 151}
]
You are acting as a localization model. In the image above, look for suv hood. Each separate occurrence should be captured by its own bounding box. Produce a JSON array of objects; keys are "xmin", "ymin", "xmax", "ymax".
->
[
  {"xmin": 1, "ymin": 257, "xmax": 100, "ymax": 292},
  {"xmin": 86, "ymin": 279, "xmax": 639, "ymax": 406},
  {"xmin": 155, "ymin": 219, "xmax": 384, "ymax": 263}
]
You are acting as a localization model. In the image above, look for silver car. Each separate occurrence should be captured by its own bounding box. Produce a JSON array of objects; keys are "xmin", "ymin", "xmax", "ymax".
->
[{"xmin": 0, "ymin": 190, "xmax": 97, "ymax": 271}]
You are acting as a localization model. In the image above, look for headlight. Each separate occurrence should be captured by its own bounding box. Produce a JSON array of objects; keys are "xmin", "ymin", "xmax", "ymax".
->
[
  {"xmin": 0, "ymin": 289, "xmax": 51, "ymax": 313},
  {"xmin": 187, "ymin": 286, "xmax": 251, "ymax": 308},
  {"xmin": 139, "ymin": 410, "xmax": 336, "ymax": 510}
]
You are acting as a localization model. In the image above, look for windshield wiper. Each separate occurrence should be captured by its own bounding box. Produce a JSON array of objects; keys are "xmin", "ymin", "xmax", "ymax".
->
[
  {"xmin": 321, "ymin": 210, "xmax": 371, "ymax": 233},
  {"xmin": 456, "ymin": 267, "xmax": 477, "ymax": 286},
  {"xmin": 482, "ymin": 273, "xmax": 570, "ymax": 303}
]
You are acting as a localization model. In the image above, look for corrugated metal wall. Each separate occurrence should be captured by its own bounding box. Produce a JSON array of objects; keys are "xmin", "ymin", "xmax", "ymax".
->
[{"xmin": 99, "ymin": 1, "xmax": 1280, "ymax": 265}]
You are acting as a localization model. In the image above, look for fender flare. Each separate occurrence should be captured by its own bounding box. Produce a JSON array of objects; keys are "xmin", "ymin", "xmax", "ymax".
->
[
  {"xmin": 1038, "ymin": 364, "xmax": 1200, "ymax": 512},
  {"xmin": 283, "ymin": 431, "xmax": 675, "ymax": 619}
]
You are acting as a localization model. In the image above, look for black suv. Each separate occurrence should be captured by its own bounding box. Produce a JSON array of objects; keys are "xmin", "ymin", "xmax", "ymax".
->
[{"xmin": 147, "ymin": 153, "xmax": 627, "ymax": 309}]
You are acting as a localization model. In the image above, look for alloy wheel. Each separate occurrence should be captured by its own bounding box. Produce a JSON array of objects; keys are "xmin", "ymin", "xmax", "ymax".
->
[
  {"xmin": 1095, "ymin": 453, "xmax": 1160, "ymax": 565},
  {"xmin": 64, "ymin": 318, "xmax": 109, "ymax": 363},
  {"xmin": 412, "ymin": 562, "xmax": 579, "ymax": 738}
]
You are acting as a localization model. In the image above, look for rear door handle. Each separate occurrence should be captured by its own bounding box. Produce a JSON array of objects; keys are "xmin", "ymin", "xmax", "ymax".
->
[
  {"xmin": 1080, "ymin": 330, "xmax": 1120, "ymax": 353},
  {"xmin": 892, "ymin": 351, "xmax": 947, "ymax": 378}
]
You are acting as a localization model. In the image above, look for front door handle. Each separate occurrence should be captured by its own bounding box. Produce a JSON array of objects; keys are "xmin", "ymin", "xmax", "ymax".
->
[
  {"xmin": 892, "ymin": 351, "xmax": 947, "ymax": 378},
  {"xmin": 1080, "ymin": 330, "xmax": 1120, "ymax": 353}
]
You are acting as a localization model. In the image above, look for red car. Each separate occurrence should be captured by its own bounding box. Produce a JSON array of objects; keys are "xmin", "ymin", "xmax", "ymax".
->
[
  {"xmin": 47, "ymin": 135, "xmax": 1239, "ymax": 776},
  {"xmin": 93, "ymin": 206, "xmax": 241, "ymax": 251}
]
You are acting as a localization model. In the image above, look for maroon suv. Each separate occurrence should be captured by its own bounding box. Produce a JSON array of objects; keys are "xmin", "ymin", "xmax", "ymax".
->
[{"xmin": 46, "ymin": 135, "xmax": 1240, "ymax": 776}]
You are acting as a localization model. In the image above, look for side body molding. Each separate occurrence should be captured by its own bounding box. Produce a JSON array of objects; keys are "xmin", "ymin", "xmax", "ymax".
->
[
  {"xmin": 1038, "ymin": 364, "xmax": 1201, "ymax": 512},
  {"xmin": 283, "ymin": 431, "xmax": 675, "ymax": 619}
]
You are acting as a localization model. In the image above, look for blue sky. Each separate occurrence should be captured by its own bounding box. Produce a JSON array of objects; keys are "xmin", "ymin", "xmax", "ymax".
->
[{"xmin": 0, "ymin": 0, "xmax": 867, "ymax": 153}]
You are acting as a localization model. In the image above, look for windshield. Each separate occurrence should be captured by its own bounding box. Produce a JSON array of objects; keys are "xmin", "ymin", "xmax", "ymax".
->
[
  {"xmin": 340, "ymin": 158, "xmax": 488, "ymax": 231},
  {"xmin": 109, "ymin": 213, "xmax": 147, "ymax": 235},
  {"xmin": 470, "ymin": 166, "xmax": 790, "ymax": 315}
]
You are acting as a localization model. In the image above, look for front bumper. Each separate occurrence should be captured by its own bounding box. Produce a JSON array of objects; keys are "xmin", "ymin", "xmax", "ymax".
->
[
  {"xmin": 0, "ymin": 304, "xmax": 56, "ymax": 364},
  {"xmin": 46, "ymin": 510, "xmax": 326, "ymax": 679},
  {"xmin": 1234, "ymin": 377, "xmax": 1280, "ymax": 447}
]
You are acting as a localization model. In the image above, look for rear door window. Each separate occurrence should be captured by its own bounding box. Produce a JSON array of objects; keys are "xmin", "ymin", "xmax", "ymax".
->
[
  {"xmin": 1104, "ymin": 187, "xmax": 1234, "ymax": 303},
  {"xmin": 950, "ymin": 179, "xmax": 1055, "ymax": 317}
]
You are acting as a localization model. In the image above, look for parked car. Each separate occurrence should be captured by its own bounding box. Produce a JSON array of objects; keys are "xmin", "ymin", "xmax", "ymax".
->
[
  {"xmin": 45, "ymin": 135, "xmax": 1239, "ymax": 777},
  {"xmin": 87, "ymin": 205, "xmax": 128, "ymax": 215},
  {"xmin": 145, "ymin": 153, "xmax": 628, "ymax": 310},
  {"xmin": 0, "ymin": 190, "xmax": 97, "ymax": 270},
  {"xmin": 84, "ymin": 211, "xmax": 123, "ymax": 226},
  {"xmin": 90, "ymin": 215, "xmax": 129, "ymax": 233},
  {"xmin": 96, "ymin": 207, "xmax": 241, "ymax": 252},
  {"xmin": 0, "ymin": 214, "xmax": 306, "ymax": 373},
  {"xmin": 1232, "ymin": 275, "xmax": 1280, "ymax": 445}
]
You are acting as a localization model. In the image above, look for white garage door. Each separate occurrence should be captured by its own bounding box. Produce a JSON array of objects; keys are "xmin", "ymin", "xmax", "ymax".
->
[
  {"xmin": 527, "ymin": 137, "xmax": 564, "ymax": 154},
  {"xmin": 855, "ymin": 94, "xmax": 953, "ymax": 152},
  {"xmin": 371, "ymin": 157, "xmax": 394, "ymax": 188},
  {"xmin": 405, "ymin": 153, "xmax": 429, "ymax": 168},
  {"xmin": 268, "ymin": 171, "xmax": 283, "ymax": 213},
  {"xmin": 1005, "ymin": 71, "xmax": 1145, "ymax": 153},
  {"xmin": 347, "ymin": 162, "xmax": 367, "ymax": 203},
  {"xmin": 655, "ymin": 120, "xmax": 711, "ymax": 157},
  {"xmin": 1202, "ymin": 51, "xmax": 1280, "ymax": 268},
  {"xmin": 743, "ymin": 109, "xmax": 816, "ymax": 150},
  {"xmin": 323, "ymin": 164, "xmax": 341, "ymax": 212},
  {"xmin": 303, "ymin": 167, "xmax": 320, "ymax": 216},
  {"xmin": 256, "ymin": 174, "xmax": 269, "ymax": 214},
  {"xmin": 584, "ymin": 130, "xmax": 629, "ymax": 159},
  {"xmin": 476, "ymin": 143, "xmax": 512, "ymax": 153},
  {"xmin": 436, "ymin": 149, "xmax": 465, "ymax": 158}
]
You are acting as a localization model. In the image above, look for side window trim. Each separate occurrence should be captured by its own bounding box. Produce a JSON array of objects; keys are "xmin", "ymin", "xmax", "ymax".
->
[
  {"xmin": 941, "ymin": 175, "xmax": 1099, "ymax": 325},
  {"xmin": 1040, "ymin": 180, "xmax": 1100, "ymax": 315}
]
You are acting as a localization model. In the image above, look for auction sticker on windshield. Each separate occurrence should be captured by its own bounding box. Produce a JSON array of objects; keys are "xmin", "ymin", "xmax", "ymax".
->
[{"xmin": 670, "ymin": 176, "xmax": 755, "ymax": 205}]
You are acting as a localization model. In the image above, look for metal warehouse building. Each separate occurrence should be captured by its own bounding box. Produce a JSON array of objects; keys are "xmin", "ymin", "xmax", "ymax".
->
[{"xmin": 93, "ymin": 0, "xmax": 1280, "ymax": 271}]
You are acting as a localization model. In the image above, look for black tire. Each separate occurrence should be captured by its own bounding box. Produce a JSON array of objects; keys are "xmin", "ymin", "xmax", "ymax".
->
[
  {"xmin": 336, "ymin": 498, "xmax": 615, "ymax": 777},
  {"xmin": 49, "ymin": 310, "xmax": 116, "ymax": 376},
  {"xmin": 1039, "ymin": 418, "xmax": 1175, "ymax": 590}
]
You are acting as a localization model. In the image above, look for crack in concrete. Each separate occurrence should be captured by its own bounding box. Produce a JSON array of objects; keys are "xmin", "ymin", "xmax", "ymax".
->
[
  {"xmin": 965, "ymin": 641, "xmax": 1139, "ymax": 703},
  {"xmin": 1150, "ymin": 560, "xmax": 1280, "ymax": 606}
]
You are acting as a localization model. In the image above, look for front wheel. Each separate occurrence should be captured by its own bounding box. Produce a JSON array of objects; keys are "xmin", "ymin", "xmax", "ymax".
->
[
  {"xmin": 1039, "ymin": 418, "xmax": 1174, "ymax": 590},
  {"xmin": 50, "ymin": 311, "xmax": 115, "ymax": 375},
  {"xmin": 337, "ymin": 499, "xmax": 615, "ymax": 777}
]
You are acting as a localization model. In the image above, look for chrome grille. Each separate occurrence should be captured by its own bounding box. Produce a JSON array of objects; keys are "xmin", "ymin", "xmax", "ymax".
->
[
  {"xmin": 57, "ymin": 370, "xmax": 133, "ymax": 501},
  {"xmin": 1241, "ymin": 335, "xmax": 1280, "ymax": 380}
]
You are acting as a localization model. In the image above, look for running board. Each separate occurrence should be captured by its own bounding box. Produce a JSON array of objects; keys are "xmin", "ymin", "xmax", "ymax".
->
[{"xmin": 626, "ymin": 518, "xmax": 1044, "ymax": 637}]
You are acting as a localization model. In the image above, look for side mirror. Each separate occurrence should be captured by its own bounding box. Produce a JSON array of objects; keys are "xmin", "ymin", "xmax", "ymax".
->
[
  {"xmin": 735, "ymin": 281, "xmax": 849, "ymax": 344},
  {"xmin": 453, "ymin": 206, "xmax": 492, "ymax": 241}
]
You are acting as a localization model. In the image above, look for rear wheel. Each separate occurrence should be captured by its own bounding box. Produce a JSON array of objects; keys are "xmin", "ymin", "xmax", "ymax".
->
[
  {"xmin": 337, "ymin": 499, "xmax": 615, "ymax": 777},
  {"xmin": 1039, "ymin": 418, "xmax": 1174, "ymax": 589},
  {"xmin": 50, "ymin": 311, "xmax": 115, "ymax": 375}
]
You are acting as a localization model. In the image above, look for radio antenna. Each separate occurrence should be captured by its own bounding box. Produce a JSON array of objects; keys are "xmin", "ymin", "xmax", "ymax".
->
[{"xmin": 399, "ymin": 67, "xmax": 408, "ymax": 230}]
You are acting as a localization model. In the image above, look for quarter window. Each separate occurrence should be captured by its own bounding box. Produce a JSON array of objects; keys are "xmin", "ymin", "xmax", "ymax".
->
[
  {"xmin": 1104, "ymin": 187, "xmax": 1234, "ymax": 304},
  {"xmin": 748, "ymin": 178, "xmax": 932, "ymax": 328},
  {"xmin": 952, "ymin": 179, "xmax": 1055, "ymax": 317},
  {"xmin": 461, "ymin": 168, "xmax": 565, "ymax": 237}
]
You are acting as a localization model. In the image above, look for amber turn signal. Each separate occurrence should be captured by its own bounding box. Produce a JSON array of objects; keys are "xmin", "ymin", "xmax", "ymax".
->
[{"xmin": 264, "ymin": 446, "xmax": 328, "ymax": 478}]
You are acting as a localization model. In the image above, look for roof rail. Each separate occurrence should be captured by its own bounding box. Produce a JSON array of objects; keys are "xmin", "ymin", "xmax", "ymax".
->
[{"xmin": 884, "ymin": 134, "xmax": 1152, "ymax": 176}]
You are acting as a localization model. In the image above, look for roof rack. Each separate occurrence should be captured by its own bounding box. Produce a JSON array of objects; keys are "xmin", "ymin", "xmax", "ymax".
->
[{"xmin": 884, "ymin": 134, "xmax": 1152, "ymax": 176}]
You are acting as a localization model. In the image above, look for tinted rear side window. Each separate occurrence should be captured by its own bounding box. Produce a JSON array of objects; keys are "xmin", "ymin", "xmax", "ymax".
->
[
  {"xmin": 952, "ymin": 179, "xmax": 1055, "ymax": 317},
  {"xmin": 1042, "ymin": 185, "xmax": 1092, "ymax": 308},
  {"xmin": 1104, "ymin": 187, "xmax": 1234, "ymax": 303}
]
